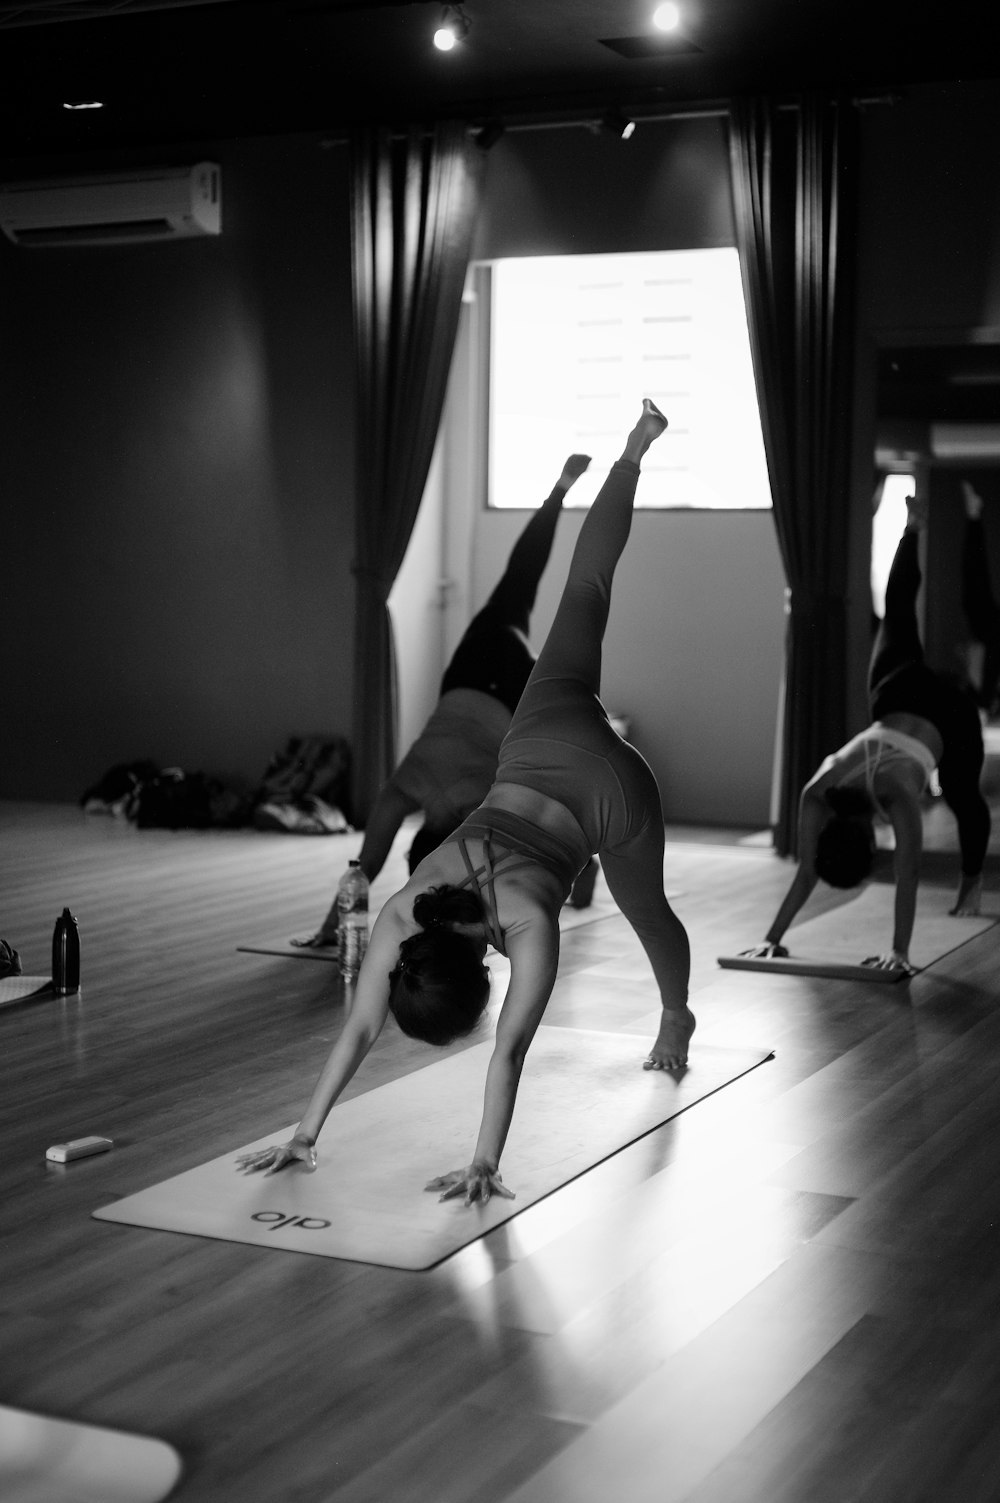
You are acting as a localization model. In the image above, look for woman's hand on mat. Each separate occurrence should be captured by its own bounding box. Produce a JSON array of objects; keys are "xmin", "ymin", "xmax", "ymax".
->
[
  {"xmin": 738, "ymin": 942, "xmax": 789, "ymax": 960},
  {"xmin": 861, "ymin": 951, "xmax": 916, "ymax": 975},
  {"xmin": 425, "ymin": 1160, "xmax": 515, "ymax": 1207},
  {"xmin": 950, "ymin": 875, "xmax": 982, "ymax": 917},
  {"xmin": 235, "ymin": 1136, "xmax": 317, "ymax": 1175},
  {"xmin": 644, "ymin": 1005, "xmax": 696, "ymax": 1072}
]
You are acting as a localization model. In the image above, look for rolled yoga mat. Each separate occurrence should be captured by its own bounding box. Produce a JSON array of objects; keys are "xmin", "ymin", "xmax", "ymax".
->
[
  {"xmin": 93, "ymin": 1029, "xmax": 773, "ymax": 1271},
  {"xmin": 0, "ymin": 976, "xmax": 52, "ymax": 1008},
  {"xmin": 718, "ymin": 882, "xmax": 997, "ymax": 983},
  {"xmin": 0, "ymin": 1404, "xmax": 182, "ymax": 1503}
]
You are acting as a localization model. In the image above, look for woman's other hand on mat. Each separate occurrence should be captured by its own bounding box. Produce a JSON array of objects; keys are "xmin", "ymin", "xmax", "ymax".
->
[
  {"xmin": 290, "ymin": 927, "xmax": 338, "ymax": 949},
  {"xmin": 861, "ymin": 951, "xmax": 916, "ymax": 975},
  {"xmin": 235, "ymin": 1135, "xmax": 317, "ymax": 1176},
  {"xmin": 950, "ymin": 875, "xmax": 982, "ymax": 917},
  {"xmin": 738, "ymin": 942, "xmax": 789, "ymax": 960},
  {"xmin": 644, "ymin": 1004, "xmax": 696, "ymax": 1072},
  {"xmin": 425, "ymin": 1159, "xmax": 515, "ymax": 1208}
]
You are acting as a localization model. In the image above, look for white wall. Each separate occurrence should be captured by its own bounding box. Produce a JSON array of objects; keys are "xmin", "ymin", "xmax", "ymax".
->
[{"xmin": 469, "ymin": 504, "xmax": 786, "ymax": 828}]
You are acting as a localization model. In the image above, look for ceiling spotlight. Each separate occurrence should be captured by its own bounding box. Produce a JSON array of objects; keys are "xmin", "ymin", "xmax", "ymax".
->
[
  {"xmin": 433, "ymin": 4, "xmax": 471, "ymax": 51},
  {"xmin": 602, "ymin": 108, "xmax": 636, "ymax": 141},
  {"xmin": 652, "ymin": 2, "xmax": 682, "ymax": 30}
]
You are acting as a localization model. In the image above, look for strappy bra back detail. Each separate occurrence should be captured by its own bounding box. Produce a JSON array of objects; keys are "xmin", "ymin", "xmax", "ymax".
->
[
  {"xmin": 836, "ymin": 724, "xmax": 936, "ymax": 821},
  {"xmin": 453, "ymin": 835, "xmax": 536, "ymax": 954}
]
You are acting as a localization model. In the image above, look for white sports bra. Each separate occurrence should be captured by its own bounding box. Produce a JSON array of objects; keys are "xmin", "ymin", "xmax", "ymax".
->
[{"xmin": 836, "ymin": 724, "xmax": 937, "ymax": 820}]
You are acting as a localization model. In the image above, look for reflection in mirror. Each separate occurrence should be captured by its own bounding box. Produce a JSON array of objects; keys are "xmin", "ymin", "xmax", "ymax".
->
[{"xmin": 875, "ymin": 339, "xmax": 1000, "ymax": 867}]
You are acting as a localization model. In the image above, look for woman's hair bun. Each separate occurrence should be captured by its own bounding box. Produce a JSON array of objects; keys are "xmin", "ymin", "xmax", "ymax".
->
[
  {"xmin": 824, "ymin": 785, "xmax": 873, "ymax": 819},
  {"xmin": 412, "ymin": 884, "xmax": 482, "ymax": 931}
]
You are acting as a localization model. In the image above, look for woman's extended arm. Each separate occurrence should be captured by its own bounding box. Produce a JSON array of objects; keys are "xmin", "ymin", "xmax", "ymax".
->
[
  {"xmin": 426, "ymin": 916, "xmax": 559, "ymax": 1206},
  {"xmin": 862, "ymin": 791, "xmax": 923, "ymax": 972},
  {"xmin": 236, "ymin": 905, "xmax": 404, "ymax": 1174},
  {"xmin": 741, "ymin": 780, "xmax": 831, "ymax": 956},
  {"xmin": 357, "ymin": 779, "xmax": 421, "ymax": 884}
]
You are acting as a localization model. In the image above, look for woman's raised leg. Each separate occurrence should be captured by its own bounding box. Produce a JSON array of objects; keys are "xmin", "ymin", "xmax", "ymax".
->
[
  {"xmin": 869, "ymin": 499, "xmax": 926, "ymax": 700},
  {"xmin": 961, "ymin": 482, "xmax": 1000, "ymax": 712},
  {"xmin": 478, "ymin": 454, "xmax": 592, "ymax": 633},
  {"xmin": 525, "ymin": 400, "xmax": 667, "ymax": 696},
  {"xmin": 440, "ymin": 455, "xmax": 591, "ymax": 708}
]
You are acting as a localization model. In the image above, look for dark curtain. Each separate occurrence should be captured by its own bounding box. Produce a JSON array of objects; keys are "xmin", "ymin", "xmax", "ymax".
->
[
  {"xmin": 729, "ymin": 93, "xmax": 859, "ymax": 855},
  {"xmin": 349, "ymin": 122, "xmax": 485, "ymax": 822}
]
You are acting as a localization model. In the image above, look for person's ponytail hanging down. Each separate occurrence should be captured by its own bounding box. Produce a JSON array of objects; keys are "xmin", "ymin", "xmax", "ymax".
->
[{"xmin": 814, "ymin": 786, "xmax": 876, "ymax": 889}]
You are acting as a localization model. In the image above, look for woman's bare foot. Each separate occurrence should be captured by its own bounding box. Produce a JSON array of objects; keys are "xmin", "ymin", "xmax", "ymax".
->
[
  {"xmin": 644, "ymin": 1003, "xmax": 695, "ymax": 1071},
  {"xmin": 623, "ymin": 399, "xmax": 668, "ymax": 464},
  {"xmin": 559, "ymin": 453, "xmax": 592, "ymax": 490},
  {"xmin": 950, "ymin": 873, "xmax": 982, "ymax": 916},
  {"xmin": 904, "ymin": 492, "xmax": 928, "ymax": 532}
]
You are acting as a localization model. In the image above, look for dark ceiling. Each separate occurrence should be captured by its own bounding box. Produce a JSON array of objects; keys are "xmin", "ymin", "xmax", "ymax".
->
[
  {"xmin": 2, "ymin": 0, "xmax": 999, "ymax": 434},
  {"xmin": 879, "ymin": 346, "xmax": 1000, "ymax": 426},
  {"xmin": 0, "ymin": 0, "xmax": 998, "ymax": 163}
]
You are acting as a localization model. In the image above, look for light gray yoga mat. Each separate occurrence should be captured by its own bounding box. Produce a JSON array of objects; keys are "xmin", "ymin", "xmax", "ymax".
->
[
  {"xmin": 93, "ymin": 1029, "xmax": 773, "ymax": 1270},
  {"xmin": 719, "ymin": 883, "xmax": 997, "ymax": 982},
  {"xmin": 0, "ymin": 1404, "xmax": 182, "ymax": 1503}
]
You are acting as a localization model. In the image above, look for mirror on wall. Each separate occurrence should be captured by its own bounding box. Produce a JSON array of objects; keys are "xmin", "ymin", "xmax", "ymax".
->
[{"xmin": 874, "ymin": 337, "xmax": 1000, "ymax": 860}]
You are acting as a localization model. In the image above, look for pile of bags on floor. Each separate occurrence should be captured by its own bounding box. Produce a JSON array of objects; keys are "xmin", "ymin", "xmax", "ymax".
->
[
  {"xmin": 80, "ymin": 735, "xmax": 352, "ymax": 835},
  {"xmin": 250, "ymin": 735, "xmax": 352, "ymax": 834}
]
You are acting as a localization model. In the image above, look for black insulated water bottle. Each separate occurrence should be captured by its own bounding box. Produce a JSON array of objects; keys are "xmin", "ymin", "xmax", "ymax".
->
[{"xmin": 52, "ymin": 908, "xmax": 81, "ymax": 996}]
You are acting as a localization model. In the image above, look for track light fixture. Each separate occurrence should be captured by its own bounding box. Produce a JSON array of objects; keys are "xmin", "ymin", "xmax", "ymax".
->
[
  {"xmin": 474, "ymin": 120, "xmax": 505, "ymax": 151},
  {"xmin": 601, "ymin": 107, "xmax": 636, "ymax": 141},
  {"xmin": 433, "ymin": 4, "xmax": 471, "ymax": 52}
]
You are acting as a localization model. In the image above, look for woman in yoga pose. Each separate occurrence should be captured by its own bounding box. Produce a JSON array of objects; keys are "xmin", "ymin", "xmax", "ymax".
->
[
  {"xmin": 745, "ymin": 494, "xmax": 990, "ymax": 974},
  {"xmin": 238, "ymin": 400, "xmax": 693, "ymax": 1204},
  {"xmin": 296, "ymin": 451, "xmax": 597, "ymax": 946}
]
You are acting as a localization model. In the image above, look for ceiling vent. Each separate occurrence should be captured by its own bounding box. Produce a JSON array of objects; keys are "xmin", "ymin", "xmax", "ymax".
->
[{"xmin": 0, "ymin": 162, "xmax": 221, "ymax": 248}]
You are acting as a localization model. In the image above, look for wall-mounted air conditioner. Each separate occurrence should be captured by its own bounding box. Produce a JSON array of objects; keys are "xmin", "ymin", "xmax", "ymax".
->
[{"xmin": 0, "ymin": 162, "xmax": 221, "ymax": 248}]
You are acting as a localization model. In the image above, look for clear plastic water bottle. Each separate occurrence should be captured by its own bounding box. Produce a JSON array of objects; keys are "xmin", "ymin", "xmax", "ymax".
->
[
  {"xmin": 336, "ymin": 860, "xmax": 369, "ymax": 982},
  {"xmin": 52, "ymin": 908, "xmax": 81, "ymax": 996}
]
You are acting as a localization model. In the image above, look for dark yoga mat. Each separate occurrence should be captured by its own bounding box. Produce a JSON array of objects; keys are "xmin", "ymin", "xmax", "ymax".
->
[{"xmin": 719, "ymin": 884, "xmax": 997, "ymax": 982}]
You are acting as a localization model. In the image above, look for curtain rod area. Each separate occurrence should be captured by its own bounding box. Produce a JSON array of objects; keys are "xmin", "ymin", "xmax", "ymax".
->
[{"xmin": 320, "ymin": 92, "xmax": 896, "ymax": 148}]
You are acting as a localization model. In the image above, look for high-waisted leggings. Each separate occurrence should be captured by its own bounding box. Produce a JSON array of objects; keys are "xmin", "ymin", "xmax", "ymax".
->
[
  {"xmin": 495, "ymin": 460, "xmax": 691, "ymax": 1006},
  {"xmin": 870, "ymin": 528, "xmax": 990, "ymax": 876},
  {"xmin": 963, "ymin": 514, "xmax": 1000, "ymax": 710},
  {"xmin": 440, "ymin": 483, "xmax": 565, "ymax": 713}
]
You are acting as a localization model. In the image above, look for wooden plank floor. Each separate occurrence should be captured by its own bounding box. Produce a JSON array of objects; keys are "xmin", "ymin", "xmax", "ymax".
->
[{"xmin": 2, "ymin": 798, "xmax": 999, "ymax": 1502}]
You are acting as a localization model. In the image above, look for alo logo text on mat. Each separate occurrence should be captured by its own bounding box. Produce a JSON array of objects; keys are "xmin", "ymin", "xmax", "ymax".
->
[{"xmin": 251, "ymin": 1211, "xmax": 332, "ymax": 1232}]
